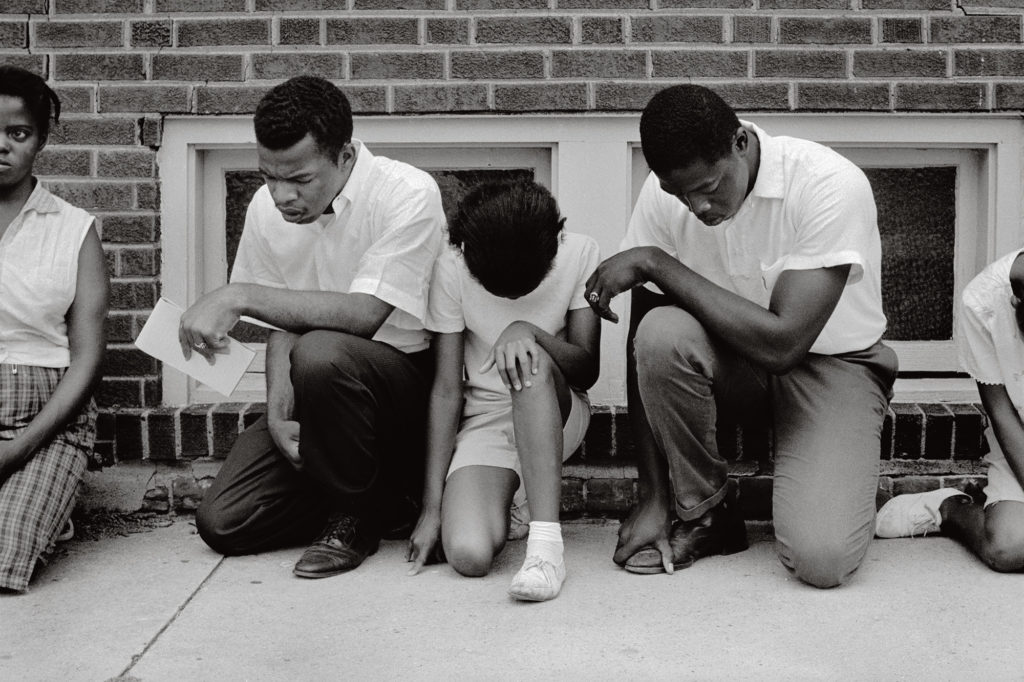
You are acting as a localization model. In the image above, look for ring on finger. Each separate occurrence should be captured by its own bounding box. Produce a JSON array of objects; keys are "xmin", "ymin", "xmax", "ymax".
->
[
  {"xmin": 587, "ymin": 292, "xmax": 599, "ymax": 304},
  {"xmin": 194, "ymin": 341, "xmax": 207, "ymax": 350}
]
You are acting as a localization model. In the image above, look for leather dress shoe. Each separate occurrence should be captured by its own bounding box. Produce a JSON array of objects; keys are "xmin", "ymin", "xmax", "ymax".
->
[
  {"xmin": 293, "ymin": 512, "xmax": 380, "ymax": 579},
  {"xmin": 624, "ymin": 488, "xmax": 748, "ymax": 575}
]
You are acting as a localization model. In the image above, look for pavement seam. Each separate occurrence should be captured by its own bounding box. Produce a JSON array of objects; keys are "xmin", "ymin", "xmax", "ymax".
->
[{"xmin": 117, "ymin": 555, "xmax": 227, "ymax": 678}]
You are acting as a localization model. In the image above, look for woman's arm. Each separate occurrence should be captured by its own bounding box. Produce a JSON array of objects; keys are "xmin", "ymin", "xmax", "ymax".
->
[
  {"xmin": 0, "ymin": 226, "xmax": 108, "ymax": 475},
  {"xmin": 977, "ymin": 382, "xmax": 1024, "ymax": 491},
  {"xmin": 407, "ymin": 332, "xmax": 464, "ymax": 575}
]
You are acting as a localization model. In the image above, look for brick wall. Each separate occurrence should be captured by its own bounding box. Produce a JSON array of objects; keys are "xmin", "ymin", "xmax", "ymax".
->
[{"xmin": 1, "ymin": 1, "xmax": 1018, "ymax": 505}]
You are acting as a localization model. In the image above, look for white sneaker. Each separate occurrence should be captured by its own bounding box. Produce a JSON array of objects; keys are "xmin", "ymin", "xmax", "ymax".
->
[
  {"xmin": 508, "ymin": 555, "xmax": 566, "ymax": 602},
  {"xmin": 875, "ymin": 488, "xmax": 969, "ymax": 538},
  {"xmin": 507, "ymin": 500, "xmax": 530, "ymax": 541}
]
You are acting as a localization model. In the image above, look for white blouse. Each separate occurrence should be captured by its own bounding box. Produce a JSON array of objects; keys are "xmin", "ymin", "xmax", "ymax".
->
[{"xmin": 0, "ymin": 182, "xmax": 94, "ymax": 368}]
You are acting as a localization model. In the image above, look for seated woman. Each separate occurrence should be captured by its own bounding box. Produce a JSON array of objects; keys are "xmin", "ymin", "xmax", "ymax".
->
[{"xmin": 0, "ymin": 66, "xmax": 108, "ymax": 593}]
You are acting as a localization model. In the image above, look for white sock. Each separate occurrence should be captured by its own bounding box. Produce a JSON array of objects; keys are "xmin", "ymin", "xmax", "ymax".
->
[{"xmin": 525, "ymin": 521, "xmax": 563, "ymax": 565}]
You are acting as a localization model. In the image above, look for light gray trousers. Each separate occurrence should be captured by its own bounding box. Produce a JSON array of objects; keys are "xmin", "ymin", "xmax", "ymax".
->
[{"xmin": 634, "ymin": 307, "xmax": 898, "ymax": 588}]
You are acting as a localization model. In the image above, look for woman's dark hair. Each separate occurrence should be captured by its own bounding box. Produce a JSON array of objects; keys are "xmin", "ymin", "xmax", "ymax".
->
[
  {"xmin": 0, "ymin": 65, "xmax": 61, "ymax": 145},
  {"xmin": 640, "ymin": 84, "xmax": 740, "ymax": 176},
  {"xmin": 449, "ymin": 180, "xmax": 565, "ymax": 299},
  {"xmin": 253, "ymin": 76, "xmax": 352, "ymax": 161}
]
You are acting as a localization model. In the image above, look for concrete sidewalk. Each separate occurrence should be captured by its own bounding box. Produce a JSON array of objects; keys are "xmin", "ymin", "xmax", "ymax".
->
[{"xmin": 2, "ymin": 518, "xmax": 1021, "ymax": 682}]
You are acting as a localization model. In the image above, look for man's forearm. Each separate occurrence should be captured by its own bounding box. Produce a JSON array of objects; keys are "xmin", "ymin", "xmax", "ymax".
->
[
  {"xmin": 232, "ymin": 284, "xmax": 391, "ymax": 338},
  {"xmin": 265, "ymin": 331, "xmax": 298, "ymax": 423}
]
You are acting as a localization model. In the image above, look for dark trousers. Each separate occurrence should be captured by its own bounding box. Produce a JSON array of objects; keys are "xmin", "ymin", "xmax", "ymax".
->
[{"xmin": 196, "ymin": 330, "xmax": 433, "ymax": 555}]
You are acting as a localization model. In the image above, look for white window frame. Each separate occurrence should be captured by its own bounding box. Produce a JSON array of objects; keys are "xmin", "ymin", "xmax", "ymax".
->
[{"xmin": 159, "ymin": 114, "xmax": 1024, "ymax": 406}]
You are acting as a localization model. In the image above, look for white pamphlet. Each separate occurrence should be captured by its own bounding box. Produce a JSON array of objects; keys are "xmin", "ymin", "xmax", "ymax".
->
[{"xmin": 134, "ymin": 297, "xmax": 256, "ymax": 397}]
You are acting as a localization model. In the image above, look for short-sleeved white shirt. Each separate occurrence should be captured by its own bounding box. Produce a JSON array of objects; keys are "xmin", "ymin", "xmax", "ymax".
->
[
  {"xmin": 959, "ymin": 248, "xmax": 1024, "ymax": 416},
  {"xmin": 622, "ymin": 121, "xmax": 887, "ymax": 356},
  {"xmin": 231, "ymin": 139, "xmax": 446, "ymax": 354},
  {"xmin": 0, "ymin": 182, "xmax": 94, "ymax": 368},
  {"xmin": 427, "ymin": 231, "xmax": 600, "ymax": 414}
]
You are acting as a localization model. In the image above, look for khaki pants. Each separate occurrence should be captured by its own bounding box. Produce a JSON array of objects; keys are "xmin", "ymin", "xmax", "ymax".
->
[{"xmin": 634, "ymin": 307, "xmax": 898, "ymax": 588}]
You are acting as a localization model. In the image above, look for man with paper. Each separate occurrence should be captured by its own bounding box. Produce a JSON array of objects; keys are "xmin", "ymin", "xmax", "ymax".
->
[{"xmin": 179, "ymin": 77, "xmax": 445, "ymax": 578}]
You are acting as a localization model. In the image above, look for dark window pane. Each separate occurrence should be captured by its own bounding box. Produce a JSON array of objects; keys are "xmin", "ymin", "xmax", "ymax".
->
[{"xmin": 866, "ymin": 166, "xmax": 956, "ymax": 341}]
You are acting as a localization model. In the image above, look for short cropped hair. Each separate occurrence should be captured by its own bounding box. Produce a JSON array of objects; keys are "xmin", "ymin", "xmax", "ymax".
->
[
  {"xmin": 449, "ymin": 180, "xmax": 565, "ymax": 299},
  {"xmin": 253, "ymin": 76, "xmax": 352, "ymax": 161},
  {"xmin": 0, "ymin": 65, "xmax": 61, "ymax": 146},
  {"xmin": 639, "ymin": 85, "xmax": 740, "ymax": 176}
]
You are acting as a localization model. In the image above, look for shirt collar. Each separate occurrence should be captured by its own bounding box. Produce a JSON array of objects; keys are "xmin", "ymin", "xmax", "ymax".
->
[
  {"xmin": 741, "ymin": 120, "xmax": 785, "ymax": 200},
  {"xmin": 333, "ymin": 138, "xmax": 372, "ymax": 214},
  {"xmin": 20, "ymin": 180, "xmax": 61, "ymax": 215}
]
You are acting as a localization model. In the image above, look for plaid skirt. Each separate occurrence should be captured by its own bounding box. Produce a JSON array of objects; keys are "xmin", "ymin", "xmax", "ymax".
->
[{"xmin": 0, "ymin": 363, "xmax": 96, "ymax": 592}]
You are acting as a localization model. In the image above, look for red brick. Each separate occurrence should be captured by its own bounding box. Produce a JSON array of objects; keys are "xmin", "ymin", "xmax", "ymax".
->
[
  {"xmin": 733, "ymin": 15, "xmax": 770, "ymax": 44},
  {"xmin": 652, "ymin": 50, "xmax": 748, "ymax": 78},
  {"xmin": 477, "ymin": 17, "xmax": 572, "ymax": 44},
  {"xmin": 177, "ymin": 19, "xmax": 270, "ymax": 47},
  {"xmin": 48, "ymin": 117, "xmax": 137, "ymax": 146},
  {"xmin": 252, "ymin": 53, "xmax": 346, "ymax": 80},
  {"xmin": 141, "ymin": 117, "xmax": 161, "ymax": 148},
  {"xmin": 558, "ymin": 0, "xmax": 648, "ymax": 7},
  {"xmin": 98, "ymin": 149, "xmax": 155, "ymax": 178},
  {"xmin": 779, "ymin": 17, "xmax": 871, "ymax": 45},
  {"xmin": 895, "ymin": 82, "xmax": 987, "ymax": 110},
  {"xmin": 99, "ymin": 214, "xmax": 157, "ymax": 243},
  {"xmin": 135, "ymin": 182, "xmax": 159, "ymax": 211},
  {"xmin": 451, "ymin": 50, "xmax": 545, "ymax": 79},
  {"xmin": 754, "ymin": 49, "xmax": 846, "ymax": 78},
  {"xmin": 457, "ymin": 0, "xmax": 547, "ymax": 7},
  {"xmin": 561, "ymin": 478, "xmax": 585, "ymax": 517},
  {"xmin": 892, "ymin": 402, "xmax": 924, "ymax": 458},
  {"xmin": 393, "ymin": 84, "xmax": 489, "ymax": 113},
  {"xmin": 157, "ymin": 0, "xmax": 245, "ymax": 9},
  {"xmin": 0, "ymin": 55, "xmax": 44, "ymax": 76},
  {"xmin": 2, "ymin": 0, "xmax": 45, "ymax": 11},
  {"xmin": 891, "ymin": 475, "xmax": 940, "ymax": 496},
  {"xmin": 109, "ymin": 281, "xmax": 157, "ymax": 310},
  {"xmin": 663, "ymin": 0, "xmax": 752, "ymax": 6},
  {"xmin": 326, "ymin": 18, "xmax": 419, "ymax": 45},
  {"xmin": 863, "ymin": 0, "xmax": 950, "ymax": 7},
  {"xmin": 34, "ymin": 21, "xmax": 123, "ymax": 48},
  {"xmin": 595, "ymin": 81, "xmax": 790, "ymax": 111},
  {"xmin": 0, "ymin": 22, "xmax": 26, "ymax": 49},
  {"xmin": 180, "ymin": 405, "xmax": 212, "ymax": 459},
  {"xmin": 212, "ymin": 403, "xmax": 247, "ymax": 458},
  {"xmin": 242, "ymin": 404, "xmax": 266, "ymax": 428},
  {"xmin": 931, "ymin": 16, "xmax": 1021, "ymax": 44},
  {"xmin": 106, "ymin": 347, "xmax": 158, "ymax": 377},
  {"xmin": 950, "ymin": 403, "xmax": 986, "ymax": 459},
  {"xmin": 961, "ymin": 0, "xmax": 1024, "ymax": 8},
  {"xmin": 140, "ymin": 378, "xmax": 162, "ymax": 408},
  {"xmin": 797, "ymin": 82, "xmax": 890, "ymax": 110},
  {"xmin": 152, "ymin": 54, "xmax": 244, "ymax": 82},
  {"xmin": 53, "ymin": 53, "xmax": 144, "ymax": 81},
  {"xmin": 55, "ymin": 0, "xmax": 142, "ymax": 11},
  {"xmin": 759, "ymin": 0, "xmax": 849, "ymax": 7},
  {"xmin": 47, "ymin": 180, "xmax": 133, "ymax": 211},
  {"xmin": 113, "ymin": 410, "xmax": 144, "ymax": 456},
  {"xmin": 582, "ymin": 17, "xmax": 623, "ymax": 44},
  {"xmin": 34, "ymin": 148, "xmax": 91, "ymax": 176},
  {"xmin": 427, "ymin": 18, "xmax": 469, "ymax": 44},
  {"xmin": 551, "ymin": 50, "xmax": 646, "ymax": 78},
  {"xmin": 130, "ymin": 20, "xmax": 171, "ymax": 48},
  {"xmin": 145, "ymin": 408, "xmax": 179, "ymax": 461},
  {"xmin": 99, "ymin": 85, "xmax": 190, "ymax": 113},
  {"xmin": 104, "ymin": 249, "xmax": 118, "ymax": 276},
  {"xmin": 279, "ymin": 18, "xmax": 321, "ymax": 45},
  {"xmin": 585, "ymin": 478, "xmax": 636, "ymax": 514},
  {"xmin": 955, "ymin": 49, "xmax": 1024, "ymax": 77},
  {"xmin": 853, "ymin": 49, "xmax": 947, "ymax": 78},
  {"xmin": 881, "ymin": 18, "xmax": 922, "ymax": 44},
  {"xmin": 255, "ymin": 0, "xmax": 334, "ymax": 8},
  {"xmin": 922, "ymin": 403, "xmax": 954, "ymax": 459},
  {"xmin": 632, "ymin": 16, "xmax": 724, "ymax": 43},
  {"xmin": 351, "ymin": 52, "xmax": 444, "ymax": 79},
  {"xmin": 52, "ymin": 86, "xmax": 93, "ymax": 114},
  {"xmin": 105, "ymin": 313, "xmax": 135, "ymax": 343},
  {"xmin": 342, "ymin": 86, "xmax": 388, "ymax": 113},
  {"xmin": 354, "ymin": 0, "xmax": 445, "ymax": 7},
  {"xmin": 494, "ymin": 82, "xmax": 588, "ymax": 111},
  {"xmin": 96, "ymin": 380, "xmax": 142, "ymax": 409}
]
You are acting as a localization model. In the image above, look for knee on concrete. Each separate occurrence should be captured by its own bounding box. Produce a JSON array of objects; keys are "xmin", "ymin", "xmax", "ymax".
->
[
  {"xmin": 195, "ymin": 501, "xmax": 244, "ymax": 556},
  {"xmin": 443, "ymin": 538, "xmax": 497, "ymax": 578},
  {"xmin": 982, "ymin": 535, "xmax": 1024, "ymax": 573},
  {"xmin": 778, "ymin": 537, "xmax": 863, "ymax": 589}
]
